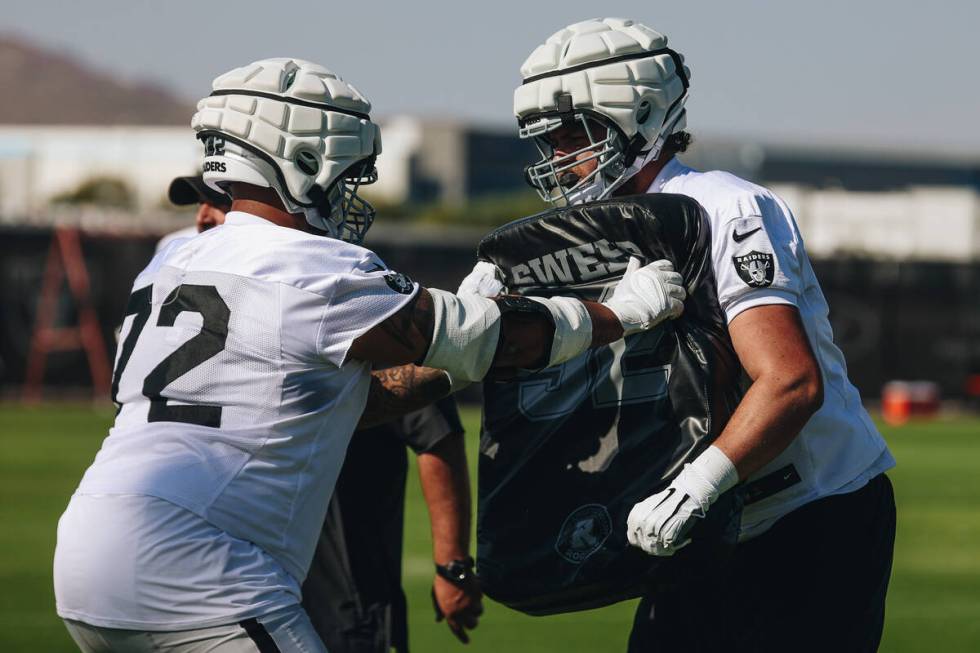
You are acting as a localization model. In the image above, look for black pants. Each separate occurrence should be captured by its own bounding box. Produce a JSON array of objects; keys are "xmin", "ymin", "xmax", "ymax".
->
[
  {"xmin": 302, "ymin": 494, "xmax": 402, "ymax": 653},
  {"xmin": 628, "ymin": 473, "xmax": 896, "ymax": 653}
]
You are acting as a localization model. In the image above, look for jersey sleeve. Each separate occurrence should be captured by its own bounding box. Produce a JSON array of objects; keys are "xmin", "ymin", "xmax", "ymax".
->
[
  {"xmin": 316, "ymin": 251, "xmax": 420, "ymax": 367},
  {"xmin": 398, "ymin": 395, "xmax": 465, "ymax": 454},
  {"xmin": 711, "ymin": 193, "xmax": 804, "ymax": 323}
]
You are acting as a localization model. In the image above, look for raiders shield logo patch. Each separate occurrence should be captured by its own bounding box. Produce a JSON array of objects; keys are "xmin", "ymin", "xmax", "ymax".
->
[
  {"xmin": 554, "ymin": 504, "xmax": 612, "ymax": 564},
  {"xmin": 733, "ymin": 251, "xmax": 775, "ymax": 288},
  {"xmin": 383, "ymin": 271, "xmax": 415, "ymax": 294}
]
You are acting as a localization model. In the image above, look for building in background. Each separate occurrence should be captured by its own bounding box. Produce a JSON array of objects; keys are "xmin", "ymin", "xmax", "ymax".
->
[
  {"xmin": 357, "ymin": 117, "xmax": 537, "ymax": 207},
  {"xmin": 0, "ymin": 117, "xmax": 538, "ymax": 223},
  {"xmin": 0, "ymin": 126, "xmax": 197, "ymax": 219},
  {"xmin": 2, "ymin": 120, "xmax": 979, "ymax": 266}
]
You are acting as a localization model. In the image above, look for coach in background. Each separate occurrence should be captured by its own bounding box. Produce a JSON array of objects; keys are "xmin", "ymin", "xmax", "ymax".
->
[
  {"xmin": 462, "ymin": 17, "xmax": 896, "ymax": 652},
  {"xmin": 164, "ymin": 180, "xmax": 482, "ymax": 650},
  {"xmin": 304, "ymin": 396, "xmax": 481, "ymax": 651},
  {"xmin": 157, "ymin": 174, "xmax": 231, "ymax": 251}
]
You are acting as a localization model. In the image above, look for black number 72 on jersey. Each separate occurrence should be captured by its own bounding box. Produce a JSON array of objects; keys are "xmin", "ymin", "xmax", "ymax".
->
[{"xmin": 111, "ymin": 284, "xmax": 230, "ymax": 428}]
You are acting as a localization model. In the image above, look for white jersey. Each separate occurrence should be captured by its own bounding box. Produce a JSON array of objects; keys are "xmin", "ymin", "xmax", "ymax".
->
[
  {"xmin": 55, "ymin": 211, "xmax": 418, "ymax": 628},
  {"xmin": 55, "ymin": 494, "xmax": 303, "ymax": 630},
  {"xmin": 649, "ymin": 158, "xmax": 895, "ymax": 539},
  {"xmin": 154, "ymin": 224, "xmax": 199, "ymax": 253}
]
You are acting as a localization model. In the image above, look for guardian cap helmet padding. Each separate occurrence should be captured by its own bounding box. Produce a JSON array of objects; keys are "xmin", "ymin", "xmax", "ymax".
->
[
  {"xmin": 191, "ymin": 58, "xmax": 381, "ymax": 243},
  {"xmin": 514, "ymin": 18, "xmax": 690, "ymax": 206}
]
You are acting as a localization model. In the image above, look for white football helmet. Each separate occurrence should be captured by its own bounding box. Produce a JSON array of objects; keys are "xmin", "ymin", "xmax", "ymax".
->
[
  {"xmin": 191, "ymin": 58, "xmax": 381, "ymax": 243},
  {"xmin": 514, "ymin": 18, "xmax": 691, "ymax": 206}
]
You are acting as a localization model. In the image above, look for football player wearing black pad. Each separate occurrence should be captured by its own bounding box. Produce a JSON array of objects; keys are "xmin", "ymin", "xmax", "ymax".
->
[{"xmin": 461, "ymin": 17, "xmax": 896, "ymax": 652}]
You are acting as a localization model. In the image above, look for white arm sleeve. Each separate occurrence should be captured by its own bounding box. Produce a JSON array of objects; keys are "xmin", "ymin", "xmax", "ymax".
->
[
  {"xmin": 423, "ymin": 289, "xmax": 502, "ymax": 383},
  {"xmin": 423, "ymin": 291, "xmax": 595, "ymax": 382},
  {"xmin": 527, "ymin": 296, "xmax": 593, "ymax": 366}
]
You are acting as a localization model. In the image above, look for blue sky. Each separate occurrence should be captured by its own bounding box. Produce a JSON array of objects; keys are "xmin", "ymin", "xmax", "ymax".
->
[{"xmin": 3, "ymin": 0, "xmax": 978, "ymax": 155}]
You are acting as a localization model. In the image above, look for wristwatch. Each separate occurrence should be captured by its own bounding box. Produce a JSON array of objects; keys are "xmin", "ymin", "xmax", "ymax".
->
[{"xmin": 435, "ymin": 556, "xmax": 476, "ymax": 586}]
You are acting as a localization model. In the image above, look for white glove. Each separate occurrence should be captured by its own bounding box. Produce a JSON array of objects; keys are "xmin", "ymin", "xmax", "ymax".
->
[
  {"xmin": 626, "ymin": 446, "xmax": 739, "ymax": 556},
  {"xmin": 602, "ymin": 257, "xmax": 686, "ymax": 336},
  {"xmin": 457, "ymin": 261, "xmax": 506, "ymax": 298}
]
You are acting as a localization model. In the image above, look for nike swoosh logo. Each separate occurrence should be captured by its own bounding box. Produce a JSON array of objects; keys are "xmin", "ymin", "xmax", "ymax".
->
[{"xmin": 732, "ymin": 227, "xmax": 762, "ymax": 243}]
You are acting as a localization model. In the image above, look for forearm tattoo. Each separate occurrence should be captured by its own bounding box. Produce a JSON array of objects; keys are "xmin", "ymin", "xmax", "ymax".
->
[{"xmin": 357, "ymin": 364, "xmax": 451, "ymax": 429}]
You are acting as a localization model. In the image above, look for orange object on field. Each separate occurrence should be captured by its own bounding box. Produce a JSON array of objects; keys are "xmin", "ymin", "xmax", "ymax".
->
[{"xmin": 881, "ymin": 381, "xmax": 940, "ymax": 426}]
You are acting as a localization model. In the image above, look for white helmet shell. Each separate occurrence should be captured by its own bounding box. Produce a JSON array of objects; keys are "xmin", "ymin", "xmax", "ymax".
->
[
  {"xmin": 191, "ymin": 58, "xmax": 382, "ymax": 241},
  {"xmin": 514, "ymin": 18, "xmax": 691, "ymax": 205}
]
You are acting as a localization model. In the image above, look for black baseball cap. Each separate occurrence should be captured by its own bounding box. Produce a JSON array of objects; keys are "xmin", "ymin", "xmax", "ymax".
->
[{"xmin": 168, "ymin": 175, "xmax": 232, "ymax": 208}]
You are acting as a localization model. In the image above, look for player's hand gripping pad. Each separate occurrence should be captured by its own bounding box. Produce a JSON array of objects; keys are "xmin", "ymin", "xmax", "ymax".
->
[{"xmin": 476, "ymin": 194, "xmax": 744, "ymax": 615}]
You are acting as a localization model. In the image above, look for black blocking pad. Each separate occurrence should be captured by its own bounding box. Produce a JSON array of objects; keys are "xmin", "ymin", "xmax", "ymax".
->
[{"xmin": 476, "ymin": 194, "xmax": 744, "ymax": 615}]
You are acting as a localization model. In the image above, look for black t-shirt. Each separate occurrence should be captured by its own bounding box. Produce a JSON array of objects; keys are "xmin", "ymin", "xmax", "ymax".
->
[{"xmin": 302, "ymin": 396, "xmax": 464, "ymax": 653}]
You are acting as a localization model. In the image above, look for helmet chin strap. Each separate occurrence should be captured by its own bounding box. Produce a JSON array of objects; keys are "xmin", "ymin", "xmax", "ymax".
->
[
  {"xmin": 300, "ymin": 206, "xmax": 338, "ymax": 235},
  {"xmin": 598, "ymin": 143, "xmax": 663, "ymax": 199},
  {"xmin": 592, "ymin": 107, "xmax": 688, "ymax": 202},
  {"xmin": 302, "ymin": 183, "xmax": 346, "ymax": 237}
]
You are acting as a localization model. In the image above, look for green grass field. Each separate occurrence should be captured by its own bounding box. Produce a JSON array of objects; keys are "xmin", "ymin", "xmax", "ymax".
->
[{"xmin": 1, "ymin": 405, "xmax": 978, "ymax": 652}]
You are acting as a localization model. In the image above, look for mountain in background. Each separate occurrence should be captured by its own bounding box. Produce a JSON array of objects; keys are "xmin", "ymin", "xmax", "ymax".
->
[{"xmin": 0, "ymin": 35, "xmax": 192, "ymax": 125}]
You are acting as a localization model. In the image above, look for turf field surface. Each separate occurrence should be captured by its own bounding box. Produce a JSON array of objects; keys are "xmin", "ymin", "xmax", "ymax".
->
[{"xmin": 1, "ymin": 405, "xmax": 977, "ymax": 652}]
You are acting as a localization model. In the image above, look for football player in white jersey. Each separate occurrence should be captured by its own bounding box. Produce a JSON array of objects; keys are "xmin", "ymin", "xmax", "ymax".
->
[
  {"xmin": 53, "ymin": 57, "xmax": 688, "ymax": 653},
  {"xmin": 156, "ymin": 175, "xmax": 482, "ymax": 649},
  {"xmin": 461, "ymin": 18, "xmax": 896, "ymax": 652}
]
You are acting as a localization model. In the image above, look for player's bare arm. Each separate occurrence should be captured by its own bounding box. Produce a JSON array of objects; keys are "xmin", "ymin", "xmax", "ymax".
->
[
  {"xmin": 483, "ymin": 295, "xmax": 627, "ymax": 378},
  {"xmin": 714, "ymin": 304, "xmax": 824, "ymax": 478},
  {"xmin": 348, "ymin": 289, "xmax": 623, "ymax": 373},
  {"xmin": 627, "ymin": 303, "xmax": 824, "ymax": 556},
  {"xmin": 348, "ymin": 256, "xmax": 686, "ymax": 384},
  {"xmin": 351, "ymin": 289, "xmax": 625, "ymax": 426},
  {"xmin": 357, "ymin": 365, "xmax": 450, "ymax": 430},
  {"xmin": 352, "ymin": 290, "xmax": 627, "ymax": 427},
  {"xmin": 417, "ymin": 434, "xmax": 483, "ymax": 643}
]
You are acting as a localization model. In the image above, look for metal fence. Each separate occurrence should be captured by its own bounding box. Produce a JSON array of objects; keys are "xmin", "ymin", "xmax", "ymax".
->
[{"xmin": 2, "ymin": 226, "xmax": 978, "ymax": 401}]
